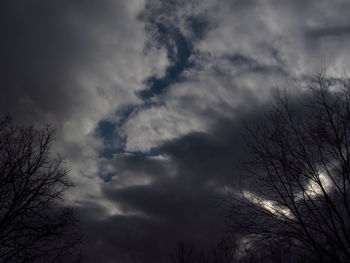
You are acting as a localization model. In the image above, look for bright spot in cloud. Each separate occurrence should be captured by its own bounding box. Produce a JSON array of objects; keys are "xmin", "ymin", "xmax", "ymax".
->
[{"xmin": 243, "ymin": 190, "xmax": 294, "ymax": 220}]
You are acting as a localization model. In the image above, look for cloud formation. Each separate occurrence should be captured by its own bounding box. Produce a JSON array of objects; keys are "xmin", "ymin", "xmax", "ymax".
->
[{"xmin": 2, "ymin": 0, "xmax": 350, "ymax": 262}]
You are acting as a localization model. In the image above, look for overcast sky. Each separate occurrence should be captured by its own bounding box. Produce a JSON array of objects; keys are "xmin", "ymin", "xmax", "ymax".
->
[{"xmin": 2, "ymin": 0, "xmax": 350, "ymax": 262}]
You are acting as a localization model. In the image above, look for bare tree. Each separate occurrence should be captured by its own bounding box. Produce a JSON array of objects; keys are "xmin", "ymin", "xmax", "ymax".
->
[
  {"xmin": 169, "ymin": 237, "xmax": 241, "ymax": 263},
  {"xmin": 170, "ymin": 241, "xmax": 196, "ymax": 263},
  {"xmin": 226, "ymin": 72, "xmax": 350, "ymax": 263},
  {"xmin": 0, "ymin": 117, "xmax": 81, "ymax": 263}
]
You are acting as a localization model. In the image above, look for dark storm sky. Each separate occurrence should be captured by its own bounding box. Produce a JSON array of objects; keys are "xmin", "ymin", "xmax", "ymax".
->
[{"xmin": 2, "ymin": 0, "xmax": 350, "ymax": 262}]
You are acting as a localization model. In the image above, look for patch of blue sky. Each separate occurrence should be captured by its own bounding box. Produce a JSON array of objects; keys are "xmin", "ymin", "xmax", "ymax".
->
[
  {"xmin": 96, "ymin": 120, "xmax": 126, "ymax": 159},
  {"xmin": 96, "ymin": 12, "xmax": 211, "ymax": 162},
  {"xmin": 138, "ymin": 24, "xmax": 193, "ymax": 100}
]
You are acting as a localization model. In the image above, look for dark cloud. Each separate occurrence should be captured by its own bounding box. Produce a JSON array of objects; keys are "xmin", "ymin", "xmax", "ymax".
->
[
  {"xmin": 227, "ymin": 53, "xmax": 288, "ymax": 76},
  {"xmin": 0, "ymin": 0, "xmax": 154, "ymax": 129},
  {"xmin": 307, "ymin": 24, "xmax": 350, "ymax": 38},
  {"xmin": 3, "ymin": 0, "xmax": 350, "ymax": 262},
  {"xmin": 80, "ymin": 102, "xmax": 275, "ymax": 262},
  {"xmin": 81, "ymin": 88, "xmax": 323, "ymax": 262},
  {"xmin": 1, "ymin": 0, "xmax": 97, "ymax": 121}
]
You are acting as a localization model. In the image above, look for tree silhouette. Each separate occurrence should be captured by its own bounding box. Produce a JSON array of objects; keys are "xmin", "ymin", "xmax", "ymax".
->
[
  {"xmin": 226, "ymin": 72, "xmax": 350, "ymax": 262},
  {"xmin": 168, "ymin": 238, "xmax": 243, "ymax": 263},
  {"xmin": 170, "ymin": 241, "xmax": 195, "ymax": 263},
  {"xmin": 0, "ymin": 117, "xmax": 81, "ymax": 263}
]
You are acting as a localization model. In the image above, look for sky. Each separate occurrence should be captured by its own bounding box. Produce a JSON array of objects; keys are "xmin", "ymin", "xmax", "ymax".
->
[{"xmin": 2, "ymin": 0, "xmax": 350, "ymax": 262}]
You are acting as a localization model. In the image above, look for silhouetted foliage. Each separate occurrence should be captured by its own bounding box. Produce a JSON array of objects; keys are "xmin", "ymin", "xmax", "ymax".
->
[
  {"xmin": 170, "ymin": 241, "xmax": 195, "ymax": 263},
  {"xmin": 169, "ymin": 237, "xmax": 242, "ymax": 263},
  {"xmin": 0, "ymin": 117, "xmax": 81, "ymax": 263},
  {"xmin": 226, "ymin": 71, "xmax": 350, "ymax": 262}
]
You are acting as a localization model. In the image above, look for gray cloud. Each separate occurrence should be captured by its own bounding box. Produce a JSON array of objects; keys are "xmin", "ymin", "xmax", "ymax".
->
[
  {"xmin": 81, "ymin": 103, "xmax": 273, "ymax": 262},
  {"xmin": 2, "ymin": 0, "xmax": 350, "ymax": 262}
]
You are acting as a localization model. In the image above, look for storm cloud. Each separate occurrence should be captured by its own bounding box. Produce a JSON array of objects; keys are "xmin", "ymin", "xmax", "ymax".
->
[{"xmin": 2, "ymin": 0, "xmax": 350, "ymax": 262}]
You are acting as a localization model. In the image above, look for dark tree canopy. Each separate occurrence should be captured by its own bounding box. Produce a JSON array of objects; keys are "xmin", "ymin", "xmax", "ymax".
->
[
  {"xmin": 0, "ymin": 117, "xmax": 81, "ymax": 263},
  {"xmin": 226, "ymin": 73, "xmax": 350, "ymax": 263},
  {"xmin": 169, "ymin": 238, "xmax": 239, "ymax": 263}
]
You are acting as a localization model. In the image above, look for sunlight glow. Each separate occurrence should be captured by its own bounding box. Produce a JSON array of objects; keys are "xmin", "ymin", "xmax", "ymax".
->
[
  {"xmin": 302, "ymin": 172, "xmax": 333, "ymax": 199},
  {"xmin": 243, "ymin": 190, "xmax": 295, "ymax": 220},
  {"xmin": 243, "ymin": 171, "xmax": 335, "ymax": 221}
]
